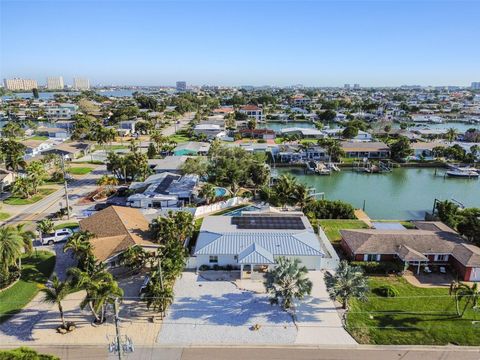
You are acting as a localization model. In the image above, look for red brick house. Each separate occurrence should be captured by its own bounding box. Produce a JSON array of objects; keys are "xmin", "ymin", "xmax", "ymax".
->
[{"xmin": 340, "ymin": 221, "xmax": 480, "ymax": 282}]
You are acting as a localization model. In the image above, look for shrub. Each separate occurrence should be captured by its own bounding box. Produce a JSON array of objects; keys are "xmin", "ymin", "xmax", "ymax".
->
[
  {"xmin": 375, "ymin": 284, "xmax": 399, "ymax": 298},
  {"xmin": 198, "ymin": 265, "xmax": 210, "ymax": 271},
  {"xmin": 303, "ymin": 199, "xmax": 355, "ymax": 219},
  {"xmin": 0, "ymin": 347, "xmax": 59, "ymax": 360},
  {"xmin": 351, "ymin": 261, "xmax": 404, "ymax": 275}
]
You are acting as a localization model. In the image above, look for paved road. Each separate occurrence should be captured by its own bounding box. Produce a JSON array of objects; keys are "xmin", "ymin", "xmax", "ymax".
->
[
  {"xmin": 1, "ymin": 345, "xmax": 479, "ymax": 360},
  {"xmin": 161, "ymin": 112, "xmax": 194, "ymax": 136},
  {"xmin": 1, "ymin": 165, "xmax": 107, "ymax": 228}
]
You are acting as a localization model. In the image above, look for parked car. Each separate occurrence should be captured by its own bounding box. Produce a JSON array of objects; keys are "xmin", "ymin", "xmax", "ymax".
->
[{"xmin": 40, "ymin": 228, "xmax": 74, "ymax": 245}]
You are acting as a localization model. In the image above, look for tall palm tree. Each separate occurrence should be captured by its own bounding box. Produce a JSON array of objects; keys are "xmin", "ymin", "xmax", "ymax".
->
[
  {"xmin": 63, "ymin": 231, "xmax": 94, "ymax": 267},
  {"xmin": 14, "ymin": 223, "xmax": 35, "ymax": 256},
  {"xmin": 264, "ymin": 257, "xmax": 313, "ymax": 316},
  {"xmin": 96, "ymin": 175, "xmax": 119, "ymax": 193},
  {"xmin": 198, "ymin": 183, "xmax": 216, "ymax": 204},
  {"xmin": 41, "ymin": 274, "xmax": 70, "ymax": 329},
  {"xmin": 144, "ymin": 279, "xmax": 174, "ymax": 320},
  {"xmin": 445, "ymin": 127, "xmax": 458, "ymax": 143},
  {"xmin": 0, "ymin": 226, "xmax": 24, "ymax": 282},
  {"xmin": 324, "ymin": 260, "xmax": 369, "ymax": 310}
]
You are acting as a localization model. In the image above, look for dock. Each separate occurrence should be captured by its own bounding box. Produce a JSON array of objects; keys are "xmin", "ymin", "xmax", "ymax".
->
[{"xmin": 354, "ymin": 209, "xmax": 373, "ymax": 227}]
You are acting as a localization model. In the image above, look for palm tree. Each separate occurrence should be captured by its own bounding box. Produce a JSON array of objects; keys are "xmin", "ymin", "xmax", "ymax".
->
[
  {"xmin": 144, "ymin": 279, "xmax": 174, "ymax": 320},
  {"xmin": 0, "ymin": 226, "xmax": 24, "ymax": 283},
  {"xmin": 324, "ymin": 260, "xmax": 369, "ymax": 310},
  {"xmin": 37, "ymin": 219, "xmax": 55, "ymax": 243},
  {"xmin": 445, "ymin": 127, "xmax": 458, "ymax": 143},
  {"xmin": 450, "ymin": 281, "xmax": 479, "ymax": 317},
  {"xmin": 198, "ymin": 183, "xmax": 216, "ymax": 204},
  {"xmin": 96, "ymin": 175, "xmax": 119, "ymax": 194},
  {"xmin": 63, "ymin": 231, "xmax": 94, "ymax": 268},
  {"xmin": 41, "ymin": 274, "xmax": 70, "ymax": 329},
  {"xmin": 264, "ymin": 257, "xmax": 313, "ymax": 316},
  {"xmin": 121, "ymin": 245, "xmax": 148, "ymax": 272},
  {"xmin": 14, "ymin": 223, "xmax": 35, "ymax": 256}
]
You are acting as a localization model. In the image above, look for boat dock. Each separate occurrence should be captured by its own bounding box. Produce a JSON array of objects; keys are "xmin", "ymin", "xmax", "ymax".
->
[{"xmin": 354, "ymin": 209, "xmax": 373, "ymax": 227}]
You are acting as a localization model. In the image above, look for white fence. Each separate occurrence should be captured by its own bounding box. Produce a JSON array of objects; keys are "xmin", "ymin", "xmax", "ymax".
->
[
  {"xmin": 191, "ymin": 197, "xmax": 249, "ymax": 218},
  {"xmin": 317, "ymin": 226, "xmax": 340, "ymax": 270}
]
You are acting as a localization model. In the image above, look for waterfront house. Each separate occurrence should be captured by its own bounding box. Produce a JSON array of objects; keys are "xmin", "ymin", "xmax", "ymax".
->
[
  {"xmin": 410, "ymin": 141, "xmax": 446, "ymax": 159},
  {"xmin": 42, "ymin": 141, "xmax": 92, "ymax": 160},
  {"xmin": 341, "ymin": 141, "xmax": 390, "ymax": 159},
  {"xmin": 45, "ymin": 103, "xmax": 78, "ymax": 120},
  {"xmin": 37, "ymin": 126, "xmax": 69, "ymax": 139},
  {"xmin": 280, "ymin": 127, "xmax": 325, "ymax": 139},
  {"xmin": 239, "ymin": 128, "xmax": 275, "ymax": 140},
  {"xmin": 79, "ymin": 206, "xmax": 159, "ymax": 268},
  {"xmin": 193, "ymin": 212, "xmax": 324, "ymax": 277},
  {"xmin": 340, "ymin": 221, "xmax": 480, "ymax": 281},
  {"xmin": 239, "ymin": 105, "xmax": 263, "ymax": 121},
  {"xmin": 193, "ymin": 124, "xmax": 225, "ymax": 139}
]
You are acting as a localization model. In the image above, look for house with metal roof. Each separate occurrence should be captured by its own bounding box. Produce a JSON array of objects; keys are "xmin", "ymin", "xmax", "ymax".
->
[{"xmin": 193, "ymin": 212, "xmax": 325, "ymax": 278}]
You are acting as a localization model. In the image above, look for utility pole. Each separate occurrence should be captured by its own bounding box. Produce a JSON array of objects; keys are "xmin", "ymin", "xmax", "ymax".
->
[
  {"xmin": 113, "ymin": 298, "xmax": 123, "ymax": 360},
  {"xmin": 59, "ymin": 156, "xmax": 71, "ymax": 219}
]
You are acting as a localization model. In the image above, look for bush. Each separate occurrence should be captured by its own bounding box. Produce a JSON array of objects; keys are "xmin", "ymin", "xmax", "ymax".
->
[
  {"xmin": 375, "ymin": 284, "xmax": 399, "ymax": 297},
  {"xmin": 0, "ymin": 347, "xmax": 59, "ymax": 360},
  {"xmin": 351, "ymin": 261, "xmax": 404, "ymax": 275},
  {"xmin": 303, "ymin": 199, "xmax": 355, "ymax": 219},
  {"xmin": 199, "ymin": 265, "xmax": 210, "ymax": 271}
]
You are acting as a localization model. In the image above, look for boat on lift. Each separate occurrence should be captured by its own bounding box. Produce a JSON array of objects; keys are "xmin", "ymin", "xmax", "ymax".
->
[{"xmin": 446, "ymin": 166, "xmax": 479, "ymax": 178}]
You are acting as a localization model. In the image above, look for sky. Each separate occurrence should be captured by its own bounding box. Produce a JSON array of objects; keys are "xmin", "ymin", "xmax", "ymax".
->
[{"xmin": 1, "ymin": 0, "xmax": 479, "ymax": 87}]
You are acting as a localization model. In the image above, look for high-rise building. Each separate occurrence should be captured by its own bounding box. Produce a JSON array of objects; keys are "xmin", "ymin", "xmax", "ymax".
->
[
  {"xmin": 344, "ymin": 84, "xmax": 351, "ymax": 89},
  {"xmin": 472, "ymin": 82, "xmax": 480, "ymax": 90},
  {"xmin": 47, "ymin": 76, "xmax": 64, "ymax": 90},
  {"xmin": 176, "ymin": 81, "xmax": 187, "ymax": 92},
  {"xmin": 353, "ymin": 83, "xmax": 360, "ymax": 89},
  {"xmin": 73, "ymin": 77, "xmax": 90, "ymax": 90},
  {"xmin": 3, "ymin": 78, "xmax": 38, "ymax": 91}
]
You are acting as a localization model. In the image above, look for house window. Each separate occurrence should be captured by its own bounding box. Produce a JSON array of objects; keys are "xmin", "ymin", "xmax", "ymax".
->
[
  {"xmin": 364, "ymin": 254, "xmax": 380, "ymax": 262},
  {"xmin": 209, "ymin": 256, "xmax": 218, "ymax": 263},
  {"xmin": 435, "ymin": 254, "xmax": 448, "ymax": 261}
]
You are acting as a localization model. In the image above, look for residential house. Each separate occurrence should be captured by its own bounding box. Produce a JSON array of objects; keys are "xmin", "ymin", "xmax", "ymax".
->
[
  {"xmin": 118, "ymin": 120, "xmax": 138, "ymax": 136},
  {"xmin": 280, "ymin": 127, "xmax": 325, "ymax": 139},
  {"xmin": 37, "ymin": 126, "xmax": 69, "ymax": 139},
  {"xmin": 0, "ymin": 169, "xmax": 15, "ymax": 192},
  {"xmin": 341, "ymin": 141, "xmax": 390, "ymax": 159},
  {"xmin": 193, "ymin": 212, "xmax": 325, "ymax": 277},
  {"xmin": 148, "ymin": 155, "xmax": 189, "ymax": 174},
  {"xmin": 410, "ymin": 141, "xmax": 446, "ymax": 159},
  {"xmin": 45, "ymin": 103, "xmax": 78, "ymax": 119},
  {"xmin": 173, "ymin": 142, "xmax": 210, "ymax": 156},
  {"xmin": 79, "ymin": 206, "xmax": 160, "ymax": 268},
  {"xmin": 340, "ymin": 221, "xmax": 480, "ymax": 281},
  {"xmin": 193, "ymin": 124, "xmax": 225, "ymax": 139},
  {"xmin": 42, "ymin": 141, "xmax": 92, "ymax": 160},
  {"xmin": 239, "ymin": 105, "xmax": 263, "ymax": 121},
  {"xmin": 127, "ymin": 172, "xmax": 199, "ymax": 209},
  {"xmin": 239, "ymin": 128, "xmax": 275, "ymax": 140},
  {"xmin": 23, "ymin": 139, "xmax": 53, "ymax": 159}
]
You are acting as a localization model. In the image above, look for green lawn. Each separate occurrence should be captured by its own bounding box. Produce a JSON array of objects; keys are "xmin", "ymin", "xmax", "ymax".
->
[
  {"xmin": 68, "ymin": 167, "xmax": 93, "ymax": 175},
  {"xmin": 54, "ymin": 222, "xmax": 79, "ymax": 231},
  {"xmin": 4, "ymin": 188, "xmax": 56, "ymax": 206},
  {"xmin": 0, "ymin": 251, "xmax": 56, "ymax": 323},
  {"xmin": 168, "ymin": 133, "xmax": 190, "ymax": 143},
  {"xmin": 347, "ymin": 276, "xmax": 480, "ymax": 345},
  {"xmin": 97, "ymin": 144, "xmax": 129, "ymax": 151},
  {"xmin": 318, "ymin": 219, "xmax": 368, "ymax": 243},
  {"xmin": 28, "ymin": 135, "xmax": 49, "ymax": 141},
  {"xmin": 0, "ymin": 212, "xmax": 11, "ymax": 221},
  {"xmin": 371, "ymin": 220, "xmax": 417, "ymax": 229}
]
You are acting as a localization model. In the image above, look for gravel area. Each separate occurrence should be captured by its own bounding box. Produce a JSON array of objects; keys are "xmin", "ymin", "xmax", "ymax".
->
[{"xmin": 157, "ymin": 272, "xmax": 296, "ymax": 345}]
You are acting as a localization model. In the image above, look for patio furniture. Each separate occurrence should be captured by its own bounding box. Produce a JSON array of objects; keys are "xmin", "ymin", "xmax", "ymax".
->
[
  {"xmin": 423, "ymin": 266, "xmax": 432, "ymax": 274},
  {"xmin": 440, "ymin": 266, "xmax": 446, "ymax": 274}
]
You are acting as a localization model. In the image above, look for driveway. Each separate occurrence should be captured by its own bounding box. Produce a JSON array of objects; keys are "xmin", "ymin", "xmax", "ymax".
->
[{"xmin": 157, "ymin": 271, "xmax": 356, "ymax": 346}]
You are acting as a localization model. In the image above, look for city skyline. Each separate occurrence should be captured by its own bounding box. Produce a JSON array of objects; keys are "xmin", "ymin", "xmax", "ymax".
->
[{"xmin": 1, "ymin": 0, "xmax": 480, "ymax": 87}]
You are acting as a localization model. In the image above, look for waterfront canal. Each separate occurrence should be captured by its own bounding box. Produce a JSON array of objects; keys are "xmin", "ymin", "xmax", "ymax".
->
[{"xmin": 277, "ymin": 167, "xmax": 480, "ymax": 220}]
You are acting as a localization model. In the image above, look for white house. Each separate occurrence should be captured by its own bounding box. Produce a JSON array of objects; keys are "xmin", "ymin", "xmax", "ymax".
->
[
  {"xmin": 193, "ymin": 212, "xmax": 325, "ymax": 277},
  {"xmin": 45, "ymin": 103, "xmax": 78, "ymax": 119},
  {"xmin": 239, "ymin": 105, "xmax": 263, "ymax": 121},
  {"xmin": 193, "ymin": 124, "xmax": 224, "ymax": 139}
]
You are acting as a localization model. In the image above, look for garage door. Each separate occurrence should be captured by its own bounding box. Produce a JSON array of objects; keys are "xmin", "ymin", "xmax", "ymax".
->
[{"xmin": 470, "ymin": 268, "xmax": 480, "ymax": 282}]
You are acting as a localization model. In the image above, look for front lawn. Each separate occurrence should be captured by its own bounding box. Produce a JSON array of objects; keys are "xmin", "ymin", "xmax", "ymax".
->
[
  {"xmin": 68, "ymin": 167, "xmax": 93, "ymax": 175},
  {"xmin": 4, "ymin": 188, "xmax": 56, "ymax": 206},
  {"xmin": 318, "ymin": 219, "xmax": 368, "ymax": 244},
  {"xmin": 347, "ymin": 276, "xmax": 480, "ymax": 345},
  {"xmin": 0, "ymin": 212, "xmax": 11, "ymax": 221},
  {"xmin": 0, "ymin": 251, "xmax": 56, "ymax": 323},
  {"xmin": 28, "ymin": 135, "xmax": 49, "ymax": 141},
  {"xmin": 168, "ymin": 133, "xmax": 190, "ymax": 143}
]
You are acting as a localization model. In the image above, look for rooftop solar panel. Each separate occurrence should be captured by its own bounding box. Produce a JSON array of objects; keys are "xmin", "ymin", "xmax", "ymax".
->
[{"xmin": 231, "ymin": 216, "xmax": 305, "ymax": 230}]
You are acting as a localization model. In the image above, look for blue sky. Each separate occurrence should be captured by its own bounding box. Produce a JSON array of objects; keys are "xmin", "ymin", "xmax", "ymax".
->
[{"xmin": 1, "ymin": 0, "xmax": 479, "ymax": 87}]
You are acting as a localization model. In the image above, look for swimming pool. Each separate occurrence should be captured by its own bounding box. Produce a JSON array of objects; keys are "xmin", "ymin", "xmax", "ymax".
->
[
  {"xmin": 223, "ymin": 205, "xmax": 261, "ymax": 216},
  {"xmin": 214, "ymin": 187, "xmax": 228, "ymax": 197}
]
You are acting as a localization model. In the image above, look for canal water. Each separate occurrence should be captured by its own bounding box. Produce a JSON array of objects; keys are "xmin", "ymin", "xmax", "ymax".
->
[{"xmin": 277, "ymin": 167, "xmax": 480, "ymax": 220}]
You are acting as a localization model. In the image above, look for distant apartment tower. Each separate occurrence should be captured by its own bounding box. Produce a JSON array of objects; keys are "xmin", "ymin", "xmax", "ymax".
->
[
  {"xmin": 176, "ymin": 81, "xmax": 187, "ymax": 92},
  {"xmin": 344, "ymin": 84, "xmax": 351, "ymax": 89},
  {"xmin": 353, "ymin": 83, "xmax": 360, "ymax": 89},
  {"xmin": 73, "ymin": 77, "xmax": 90, "ymax": 90},
  {"xmin": 3, "ymin": 78, "xmax": 38, "ymax": 91},
  {"xmin": 47, "ymin": 76, "xmax": 64, "ymax": 90},
  {"xmin": 472, "ymin": 82, "xmax": 480, "ymax": 90}
]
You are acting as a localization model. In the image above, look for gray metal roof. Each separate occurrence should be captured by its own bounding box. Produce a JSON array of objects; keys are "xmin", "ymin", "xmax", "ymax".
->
[{"xmin": 238, "ymin": 243, "xmax": 275, "ymax": 264}]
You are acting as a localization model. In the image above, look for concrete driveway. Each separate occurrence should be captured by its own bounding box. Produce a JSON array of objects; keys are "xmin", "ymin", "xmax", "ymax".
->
[{"xmin": 294, "ymin": 271, "xmax": 356, "ymax": 345}]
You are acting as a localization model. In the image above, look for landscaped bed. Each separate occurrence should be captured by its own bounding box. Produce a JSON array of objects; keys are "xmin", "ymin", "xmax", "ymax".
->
[
  {"xmin": 0, "ymin": 251, "xmax": 56, "ymax": 323},
  {"xmin": 3, "ymin": 188, "xmax": 56, "ymax": 205},
  {"xmin": 0, "ymin": 212, "xmax": 10, "ymax": 221},
  {"xmin": 347, "ymin": 276, "xmax": 480, "ymax": 345},
  {"xmin": 317, "ymin": 219, "xmax": 368, "ymax": 244}
]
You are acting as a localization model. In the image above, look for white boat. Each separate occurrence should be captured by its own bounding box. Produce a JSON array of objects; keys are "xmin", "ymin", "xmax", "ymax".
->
[{"xmin": 446, "ymin": 168, "xmax": 479, "ymax": 178}]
